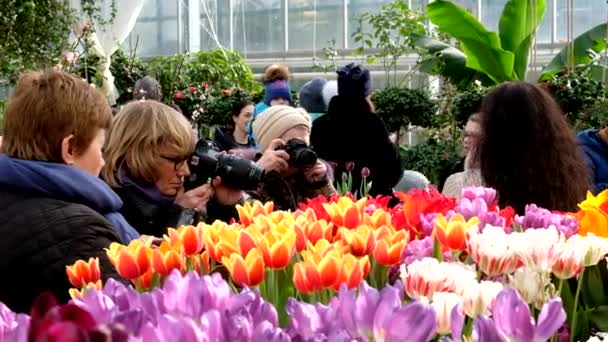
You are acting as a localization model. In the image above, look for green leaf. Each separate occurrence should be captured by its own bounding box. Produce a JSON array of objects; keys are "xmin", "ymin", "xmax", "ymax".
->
[
  {"xmin": 427, "ymin": 0, "xmax": 515, "ymax": 83},
  {"xmin": 588, "ymin": 306, "xmax": 608, "ymax": 331},
  {"xmin": 582, "ymin": 264, "xmax": 608, "ymax": 307},
  {"xmin": 498, "ymin": 0, "xmax": 546, "ymax": 80},
  {"xmin": 540, "ymin": 23, "xmax": 608, "ymax": 80},
  {"xmin": 411, "ymin": 33, "xmax": 478, "ymax": 89}
]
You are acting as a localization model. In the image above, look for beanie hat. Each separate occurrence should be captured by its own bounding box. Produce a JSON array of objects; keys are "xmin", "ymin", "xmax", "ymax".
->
[
  {"xmin": 264, "ymin": 80, "xmax": 292, "ymax": 105},
  {"xmin": 133, "ymin": 76, "xmax": 162, "ymax": 101},
  {"xmin": 337, "ymin": 63, "xmax": 372, "ymax": 98},
  {"xmin": 299, "ymin": 78, "xmax": 328, "ymax": 113},
  {"xmin": 322, "ymin": 80, "xmax": 338, "ymax": 109},
  {"xmin": 252, "ymin": 105, "xmax": 311, "ymax": 151}
]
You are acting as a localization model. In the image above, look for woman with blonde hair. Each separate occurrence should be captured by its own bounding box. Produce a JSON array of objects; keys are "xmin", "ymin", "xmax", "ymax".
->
[
  {"xmin": 0, "ymin": 69, "xmax": 131, "ymax": 311},
  {"xmin": 103, "ymin": 100, "xmax": 242, "ymax": 237}
]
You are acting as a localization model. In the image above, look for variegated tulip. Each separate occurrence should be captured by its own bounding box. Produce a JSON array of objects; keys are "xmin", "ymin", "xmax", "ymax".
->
[
  {"xmin": 511, "ymin": 227, "xmax": 564, "ymax": 271},
  {"xmin": 578, "ymin": 190, "xmax": 608, "ymax": 238},
  {"xmin": 69, "ymin": 280, "xmax": 102, "ymax": 299},
  {"xmin": 431, "ymin": 292, "xmax": 463, "ymax": 335},
  {"xmin": 552, "ymin": 237, "xmax": 584, "ymax": 279},
  {"xmin": 373, "ymin": 227, "xmax": 409, "ymax": 266},
  {"xmin": 337, "ymin": 226, "xmax": 376, "ymax": 257},
  {"xmin": 258, "ymin": 226, "xmax": 297, "ymax": 269},
  {"xmin": 166, "ymin": 225, "xmax": 204, "ymax": 256},
  {"xmin": 461, "ymin": 281, "xmax": 503, "ymax": 318},
  {"xmin": 467, "ymin": 226, "xmax": 521, "ymax": 276},
  {"xmin": 152, "ymin": 241, "xmax": 184, "ymax": 276},
  {"xmin": 401, "ymin": 257, "xmax": 477, "ymax": 299}
]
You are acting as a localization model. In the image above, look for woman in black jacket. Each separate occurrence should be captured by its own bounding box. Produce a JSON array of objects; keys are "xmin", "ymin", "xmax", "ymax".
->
[
  {"xmin": 102, "ymin": 100, "xmax": 243, "ymax": 237},
  {"xmin": 0, "ymin": 70, "xmax": 135, "ymax": 312},
  {"xmin": 214, "ymin": 98, "xmax": 255, "ymax": 152},
  {"xmin": 311, "ymin": 63, "xmax": 402, "ymax": 197}
]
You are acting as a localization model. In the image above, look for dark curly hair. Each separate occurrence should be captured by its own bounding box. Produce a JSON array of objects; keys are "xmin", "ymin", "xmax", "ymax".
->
[{"xmin": 477, "ymin": 82, "xmax": 590, "ymax": 213}]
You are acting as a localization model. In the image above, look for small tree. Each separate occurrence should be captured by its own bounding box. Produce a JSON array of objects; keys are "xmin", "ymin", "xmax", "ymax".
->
[
  {"xmin": 373, "ymin": 86, "xmax": 437, "ymax": 144},
  {"xmin": 351, "ymin": 0, "xmax": 427, "ymax": 87}
]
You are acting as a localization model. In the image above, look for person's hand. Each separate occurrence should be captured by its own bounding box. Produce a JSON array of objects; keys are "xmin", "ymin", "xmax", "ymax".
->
[
  {"xmin": 304, "ymin": 161, "xmax": 328, "ymax": 183},
  {"xmin": 228, "ymin": 148, "xmax": 258, "ymax": 160},
  {"xmin": 211, "ymin": 177, "xmax": 243, "ymax": 206},
  {"xmin": 175, "ymin": 184, "xmax": 214, "ymax": 211},
  {"xmin": 255, "ymin": 139, "xmax": 290, "ymax": 173},
  {"xmin": 139, "ymin": 235, "xmax": 163, "ymax": 247}
]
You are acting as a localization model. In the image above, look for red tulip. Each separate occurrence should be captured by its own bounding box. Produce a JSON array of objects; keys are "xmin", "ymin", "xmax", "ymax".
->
[
  {"xmin": 361, "ymin": 167, "xmax": 371, "ymax": 178},
  {"xmin": 175, "ymin": 92, "xmax": 185, "ymax": 100},
  {"xmin": 188, "ymin": 86, "xmax": 197, "ymax": 93}
]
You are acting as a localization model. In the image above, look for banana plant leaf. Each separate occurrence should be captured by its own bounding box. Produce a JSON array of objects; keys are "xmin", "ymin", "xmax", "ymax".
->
[
  {"xmin": 411, "ymin": 33, "xmax": 478, "ymax": 89},
  {"xmin": 427, "ymin": 0, "xmax": 515, "ymax": 83},
  {"xmin": 540, "ymin": 23, "xmax": 608, "ymax": 80},
  {"xmin": 498, "ymin": 0, "xmax": 546, "ymax": 80}
]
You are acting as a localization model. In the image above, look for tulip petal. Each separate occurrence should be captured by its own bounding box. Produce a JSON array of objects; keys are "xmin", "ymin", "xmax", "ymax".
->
[
  {"xmin": 534, "ymin": 298, "xmax": 566, "ymax": 342},
  {"xmin": 116, "ymin": 251, "xmax": 141, "ymax": 279},
  {"xmin": 343, "ymin": 206, "xmax": 361, "ymax": 229}
]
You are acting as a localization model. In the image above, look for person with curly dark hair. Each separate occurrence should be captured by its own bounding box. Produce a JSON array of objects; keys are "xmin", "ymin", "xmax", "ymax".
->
[{"xmin": 477, "ymin": 82, "xmax": 590, "ymax": 213}]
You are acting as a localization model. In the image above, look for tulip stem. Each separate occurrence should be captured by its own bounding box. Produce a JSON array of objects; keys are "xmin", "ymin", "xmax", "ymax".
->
[{"xmin": 570, "ymin": 267, "xmax": 585, "ymax": 342}]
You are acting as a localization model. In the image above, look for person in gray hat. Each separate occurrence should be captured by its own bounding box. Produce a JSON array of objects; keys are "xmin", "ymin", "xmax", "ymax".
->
[{"xmin": 394, "ymin": 170, "xmax": 430, "ymax": 194}]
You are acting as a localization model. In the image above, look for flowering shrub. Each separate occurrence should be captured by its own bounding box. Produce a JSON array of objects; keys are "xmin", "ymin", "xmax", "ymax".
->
[{"xmin": 3, "ymin": 187, "xmax": 608, "ymax": 341}]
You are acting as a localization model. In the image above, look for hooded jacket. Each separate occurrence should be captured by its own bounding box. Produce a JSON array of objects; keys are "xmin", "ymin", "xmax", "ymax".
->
[{"xmin": 577, "ymin": 129, "xmax": 608, "ymax": 194}]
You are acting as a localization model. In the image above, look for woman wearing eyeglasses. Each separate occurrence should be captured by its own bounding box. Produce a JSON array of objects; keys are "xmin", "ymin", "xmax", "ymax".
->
[{"xmin": 102, "ymin": 100, "xmax": 242, "ymax": 237}]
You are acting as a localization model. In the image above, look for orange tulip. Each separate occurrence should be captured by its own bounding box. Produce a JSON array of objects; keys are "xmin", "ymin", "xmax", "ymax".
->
[
  {"xmin": 578, "ymin": 191, "xmax": 608, "ymax": 237},
  {"xmin": 237, "ymin": 201, "xmax": 274, "ymax": 226},
  {"xmin": 152, "ymin": 241, "xmax": 184, "ymax": 276},
  {"xmin": 258, "ymin": 227, "xmax": 296, "ymax": 269},
  {"xmin": 136, "ymin": 268, "xmax": 155, "ymax": 290},
  {"xmin": 222, "ymin": 249, "xmax": 265, "ymax": 287},
  {"xmin": 337, "ymin": 226, "xmax": 376, "ymax": 257},
  {"xmin": 323, "ymin": 197, "xmax": 367, "ymax": 229},
  {"xmin": 194, "ymin": 250, "xmax": 211, "ymax": 274},
  {"xmin": 434, "ymin": 213, "xmax": 479, "ymax": 251},
  {"xmin": 203, "ymin": 222, "xmax": 257, "ymax": 262},
  {"xmin": 106, "ymin": 241, "xmax": 151, "ymax": 280},
  {"xmin": 373, "ymin": 229, "xmax": 409, "ymax": 266},
  {"xmin": 69, "ymin": 280, "xmax": 102, "ymax": 299},
  {"xmin": 66, "ymin": 257, "xmax": 101, "ymax": 288},
  {"xmin": 369, "ymin": 210, "xmax": 392, "ymax": 229},
  {"xmin": 332, "ymin": 253, "xmax": 370, "ymax": 291},
  {"xmin": 166, "ymin": 225, "xmax": 204, "ymax": 256},
  {"xmin": 294, "ymin": 245, "xmax": 342, "ymax": 294}
]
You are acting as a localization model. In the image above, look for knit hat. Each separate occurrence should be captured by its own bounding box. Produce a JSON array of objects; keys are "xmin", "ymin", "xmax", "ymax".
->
[
  {"xmin": 337, "ymin": 63, "xmax": 372, "ymax": 98},
  {"xmin": 299, "ymin": 78, "xmax": 327, "ymax": 113},
  {"xmin": 133, "ymin": 76, "xmax": 162, "ymax": 101},
  {"xmin": 252, "ymin": 105, "xmax": 311, "ymax": 151},
  {"xmin": 322, "ymin": 80, "xmax": 338, "ymax": 108},
  {"xmin": 264, "ymin": 80, "xmax": 292, "ymax": 105}
]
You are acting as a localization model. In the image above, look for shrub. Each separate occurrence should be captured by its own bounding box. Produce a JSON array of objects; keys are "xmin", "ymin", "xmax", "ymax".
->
[
  {"xmin": 400, "ymin": 139, "xmax": 460, "ymax": 186},
  {"xmin": 373, "ymin": 87, "xmax": 437, "ymax": 142},
  {"xmin": 450, "ymin": 86, "xmax": 487, "ymax": 128}
]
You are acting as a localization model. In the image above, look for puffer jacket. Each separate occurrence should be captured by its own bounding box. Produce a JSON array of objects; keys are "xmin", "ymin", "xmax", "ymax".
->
[{"xmin": 0, "ymin": 190, "xmax": 122, "ymax": 313}]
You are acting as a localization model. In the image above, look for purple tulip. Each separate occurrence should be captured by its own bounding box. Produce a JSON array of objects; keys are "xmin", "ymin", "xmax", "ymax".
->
[
  {"xmin": 382, "ymin": 302, "xmax": 437, "ymax": 342},
  {"xmin": 0, "ymin": 302, "xmax": 30, "ymax": 341},
  {"xmin": 420, "ymin": 213, "xmax": 438, "ymax": 237},
  {"xmin": 455, "ymin": 197, "xmax": 488, "ymax": 220},
  {"xmin": 474, "ymin": 288, "xmax": 566, "ymax": 342},
  {"xmin": 515, "ymin": 204, "xmax": 579, "ymax": 237},
  {"xmin": 400, "ymin": 236, "xmax": 450, "ymax": 265},
  {"xmin": 462, "ymin": 187, "xmax": 497, "ymax": 205},
  {"xmin": 286, "ymin": 299, "xmax": 326, "ymax": 340}
]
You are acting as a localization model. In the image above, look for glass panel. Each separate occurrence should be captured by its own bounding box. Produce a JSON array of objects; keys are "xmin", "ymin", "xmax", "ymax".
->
[
  {"xmin": 127, "ymin": 0, "xmax": 180, "ymax": 57},
  {"xmin": 537, "ymin": 0, "xmax": 552, "ymax": 43},
  {"xmin": 557, "ymin": 0, "xmax": 606, "ymax": 43},
  {"xmin": 481, "ymin": 0, "xmax": 505, "ymax": 32},
  {"xmin": 288, "ymin": 0, "xmax": 345, "ymax": 50},
  {"xmin": 233, "ymin": 0, "xmax": 285, "ymax": 53},
  {"xmin": 347, "ymin": 0, "xmax": 394, "ymax": 48}
]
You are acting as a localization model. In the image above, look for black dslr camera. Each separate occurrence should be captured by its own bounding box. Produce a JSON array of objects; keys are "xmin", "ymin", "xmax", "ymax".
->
[
  {"xmin": 276, "ymin": 139, "xmax": 318, "ymax": 169},
  {"xmin": 184, "ymin": 140, "xmax": 265, "ymax": 191}
]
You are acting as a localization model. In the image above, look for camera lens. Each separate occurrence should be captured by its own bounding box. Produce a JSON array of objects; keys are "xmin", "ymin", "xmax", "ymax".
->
[{"xmin": 294, "ymin": 149, "xmax": 318, "ymax": 169}]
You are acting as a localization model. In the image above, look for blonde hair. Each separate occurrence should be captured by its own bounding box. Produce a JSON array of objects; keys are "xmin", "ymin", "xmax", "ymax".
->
[{"xmin": 102, "ymin": 100, "xmax": 194, "ymax": 187}]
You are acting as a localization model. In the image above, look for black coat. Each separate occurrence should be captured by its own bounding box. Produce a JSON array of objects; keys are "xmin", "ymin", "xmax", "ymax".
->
[
  {"xmin": 113, "ymin": 185, "xmax": 239, "ymax": 237},
  {"xmin": 0, "ymin": 190, "xmax": 122, "ymax": 313},
  {"xmin": 311, "ymin": 96, "xmax": 402, "ymax": 196},
  {"xmin": 213, "ymin": 127, "xmax": 255, "ymax": 152}
]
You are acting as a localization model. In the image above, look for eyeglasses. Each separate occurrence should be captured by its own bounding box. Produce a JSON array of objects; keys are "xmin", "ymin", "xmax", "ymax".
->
[{"xmin": 161, "ymin": 155, "xmax": 188, "ymax": 171}]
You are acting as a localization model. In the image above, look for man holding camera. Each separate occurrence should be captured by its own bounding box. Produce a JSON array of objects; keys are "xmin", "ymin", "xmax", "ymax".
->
[{"xmin": 251, "ymin": 105, "xmax": 337, "ymax": 210}]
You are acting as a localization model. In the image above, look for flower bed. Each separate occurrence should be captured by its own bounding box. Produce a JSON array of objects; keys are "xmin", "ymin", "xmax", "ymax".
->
[{"xmin": 3, "ymin": 188, "xmax": 608, "ymax": 341}]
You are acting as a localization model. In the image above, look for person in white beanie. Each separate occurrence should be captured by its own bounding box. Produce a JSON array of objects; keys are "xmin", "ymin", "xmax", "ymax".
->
[{"xmin": 251, "ymin": 105, "xmax": 337, "ymax": 210}]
